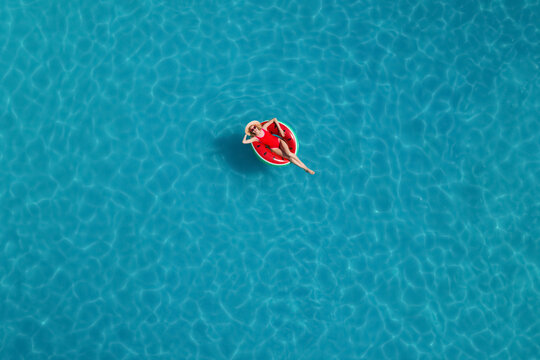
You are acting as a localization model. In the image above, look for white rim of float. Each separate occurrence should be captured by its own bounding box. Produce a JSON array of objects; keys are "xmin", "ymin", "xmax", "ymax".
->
[{"xmin": 251, "ymin": 121, "xmax": 298, "ymax": 167}]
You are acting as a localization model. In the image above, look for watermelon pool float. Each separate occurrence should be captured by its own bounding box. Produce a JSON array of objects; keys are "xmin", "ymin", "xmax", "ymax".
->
[{"xmin": 251, "ymin": 121, "xmax": 298, "ymax": 166}]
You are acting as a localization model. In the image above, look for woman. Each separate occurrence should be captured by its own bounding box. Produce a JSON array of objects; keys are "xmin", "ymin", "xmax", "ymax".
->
[{"xmin": 242, "ymin": 118, "xmax": 315, "ymax": 175}]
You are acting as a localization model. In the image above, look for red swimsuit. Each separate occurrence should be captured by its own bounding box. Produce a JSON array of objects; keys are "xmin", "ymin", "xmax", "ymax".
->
[{"xmin": 256, "ymin": 128, "xmax": 281, "ymax": 148}]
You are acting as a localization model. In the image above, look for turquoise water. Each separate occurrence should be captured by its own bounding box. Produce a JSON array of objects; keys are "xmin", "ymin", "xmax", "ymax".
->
[{"xmin": 1, "ymin": 0, "xmax": 539, "ymax": 359}]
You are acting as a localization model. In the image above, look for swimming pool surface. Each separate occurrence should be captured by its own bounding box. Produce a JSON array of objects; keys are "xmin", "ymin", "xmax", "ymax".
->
[{"xmin": 1, "ymin": 0, "xmax": 539, "ymax": 359}]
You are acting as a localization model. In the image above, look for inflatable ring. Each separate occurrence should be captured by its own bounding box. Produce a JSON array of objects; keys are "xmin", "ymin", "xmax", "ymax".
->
[{"xmin": 251, "ymin": 121, "xmax": 298, "ymax": 166}]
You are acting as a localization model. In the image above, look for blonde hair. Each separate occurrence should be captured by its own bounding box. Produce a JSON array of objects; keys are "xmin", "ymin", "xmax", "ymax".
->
[
  {"xmin": 249, "ymin": 123, "xmax": 262, "ymax": 135},
  {"xmin": 245, "ymin": 121, "xmax": 262, "ymax": 135}
]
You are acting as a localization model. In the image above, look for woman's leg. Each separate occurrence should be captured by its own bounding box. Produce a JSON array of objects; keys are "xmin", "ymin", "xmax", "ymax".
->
[
  {"xmin": 272, "ymin": 143, "xmax": 315, "ymax": 174},
  {"xmin": 271, "ymin": 147, "xmax": 307, "ymax": 170},
  {"xmin": 279, "ymin": 141, "xmax": 315, "ymax": 174}
]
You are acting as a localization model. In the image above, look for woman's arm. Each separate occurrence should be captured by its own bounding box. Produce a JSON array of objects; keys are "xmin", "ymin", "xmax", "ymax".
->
[
  {"xmin": 262, "ymin": 119, "xmax": 274, "ymax": 130},
  {"xmin": 272, "ymin": 118, "xmax": 285, "ymax": 137},
  {"xmin": 263, "ymin": 118, "xmax": 284, "ymax": 135},
  {"xmin": 242, "ymin": 134, "xmax": 258, "ymax": 144}
]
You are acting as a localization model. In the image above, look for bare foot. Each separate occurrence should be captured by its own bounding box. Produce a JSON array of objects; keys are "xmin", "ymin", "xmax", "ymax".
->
[{"xmin": 306, "ymin": 169, "xmax": 315, "ymax": 175}]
